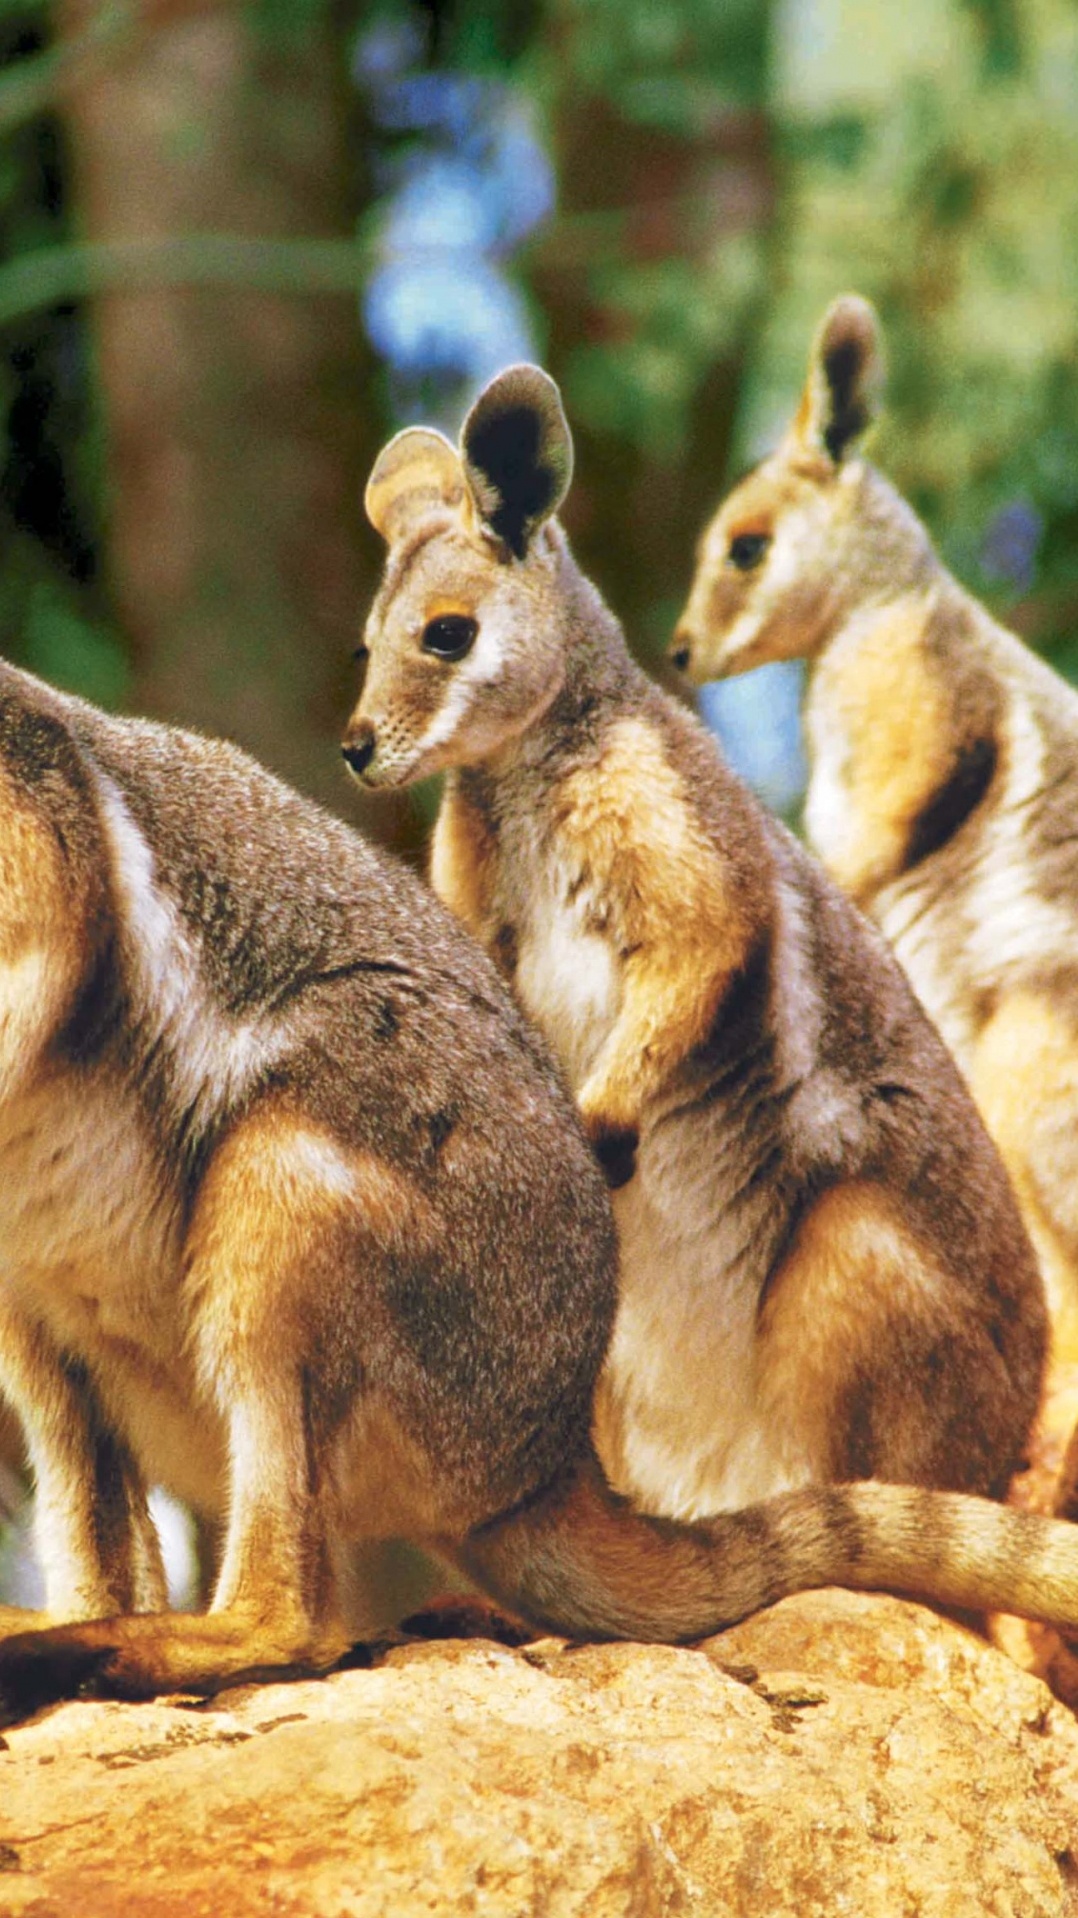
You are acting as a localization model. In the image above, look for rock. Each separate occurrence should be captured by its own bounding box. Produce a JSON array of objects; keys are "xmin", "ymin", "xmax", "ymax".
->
[{"xmin": 2, "ymin": 1591, "xmax": 1078, "ymax": 1916}]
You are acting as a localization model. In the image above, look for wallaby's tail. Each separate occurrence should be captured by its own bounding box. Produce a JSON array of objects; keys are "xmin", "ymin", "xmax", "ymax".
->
[{"xmin": 460, "ymin": 1448, "xmax": 1078, "ymax": 1641}]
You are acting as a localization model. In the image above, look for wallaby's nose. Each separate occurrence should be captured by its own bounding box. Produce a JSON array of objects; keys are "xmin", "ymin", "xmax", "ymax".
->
[
  {"xmin": 342, "ymin": 721, "xmax": 377, "ymax": 777},
  {"xmin": 669, "ymin": 630, "xmax": 693, "ymax": 674}
]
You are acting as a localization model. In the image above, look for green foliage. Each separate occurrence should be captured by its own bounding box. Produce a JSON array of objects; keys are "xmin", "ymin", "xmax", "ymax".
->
[
  {"xmin": 740, "ymin": 0, "xmax": 1078, "ymax": 668},
  {"xmin": 253, "ymin": 0, "xmax": 334, "ymax": 37},
  {"xmin": 17, "ymin": 567, "xmax": 129, "ymax": 704},
  {"xmin": 560, "ymin": 234, "xmax": 763, "ymax": 462},
  {"xmin": 549, "ymin": 0, "xmax": 767, "ymax": 119},
  {"xmin": 522, "ymin": 0, "xmax": 772, "ymax": 465},
  {"xmin": 0, "ymin": 7, "xmax": 130, "ymax": 705}
]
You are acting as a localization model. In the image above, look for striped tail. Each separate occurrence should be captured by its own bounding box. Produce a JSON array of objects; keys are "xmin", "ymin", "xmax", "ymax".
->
[{"xmin": 459, "ymin": 1448, "xmax": 1078, "ymax": 1642}]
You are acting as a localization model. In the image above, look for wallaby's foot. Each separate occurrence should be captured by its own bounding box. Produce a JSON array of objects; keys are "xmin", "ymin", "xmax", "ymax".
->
[
  {"xmin": 0, "ymin": 1609, "xmax": 352, "ymax": 1724},
  {"xmin": 0, "ymin": 1623, "xmax": 116, "ymax": 1725},
  {"xmin": 398, "ymin": 1592, "xmax": 536, "ymax": 1647}
]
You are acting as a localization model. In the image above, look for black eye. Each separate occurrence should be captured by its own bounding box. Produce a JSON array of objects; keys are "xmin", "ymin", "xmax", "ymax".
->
[
  {"xmin": 728, "ymin": 531, "xmax": 771, "ymax": 572},
  {"xmin": 351, "ymin": 642, "xmax": 369, "ymax": 690},
  {"xmin": 422, "ymin": 615, "xmax": 478, "ymax": 661}
]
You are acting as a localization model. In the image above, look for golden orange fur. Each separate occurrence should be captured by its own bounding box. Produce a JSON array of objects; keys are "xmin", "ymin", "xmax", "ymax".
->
[{"xmin": 553, "ymin": 717, "xmax": 754, "ymax": 1139}]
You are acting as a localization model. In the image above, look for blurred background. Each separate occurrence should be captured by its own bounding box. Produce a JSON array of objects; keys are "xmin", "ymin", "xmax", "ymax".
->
[
  {"xmin": 3, "ymin": 0, "xmax": 1078, "ymax": 1611},
  {"xmin": 2, "ymin": 0, "xmax": 1078, "ymax": 831}
]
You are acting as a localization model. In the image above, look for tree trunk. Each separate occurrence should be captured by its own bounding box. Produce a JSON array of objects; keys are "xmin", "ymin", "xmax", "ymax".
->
[
  {"xmin": 57, "ymin": 0, "xmax": 386, "ymax": 818},
  {"xmin": 529, "ymin": 6, "xmax": 776, "ymax": 675}
]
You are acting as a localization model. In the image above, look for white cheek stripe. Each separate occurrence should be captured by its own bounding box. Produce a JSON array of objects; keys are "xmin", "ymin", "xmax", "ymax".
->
[
  {"xmin": 699, "ymin": 499, "xmax": 826, "ymax": 673},
  {"xmin": 412, "ymin": 611, "xmax": 509, "ymax": 758}
]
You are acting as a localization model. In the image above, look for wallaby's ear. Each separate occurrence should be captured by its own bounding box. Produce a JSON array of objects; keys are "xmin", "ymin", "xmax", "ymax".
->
[
  {"xmin": 365, "ymin": 428, "xmax": 465, "ymax": 543},
  {"xmin": 793, "ymin": 295, "xmax": 884, "ymax": 466},
  {"xmin": 460, "ymin": 364, "xmax": 573, "ymax": 559}
]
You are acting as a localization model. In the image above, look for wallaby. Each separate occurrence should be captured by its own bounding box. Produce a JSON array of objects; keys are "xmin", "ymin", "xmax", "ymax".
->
[
  {"xmin": 671, "ymin": 294, "xmax": 1078, "ymax": 1380},
  {"xmin": 344, "ymin": 360, "xmax": 1060, "ymax": 1608},
  {"xmin": 6, "ymin": 661, "xmax": 1078, "ymax": 1723}
]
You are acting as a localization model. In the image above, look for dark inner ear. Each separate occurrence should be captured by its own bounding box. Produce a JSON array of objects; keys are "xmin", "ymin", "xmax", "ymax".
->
[
  {"xmin": 466, "ymin": 404, "xmax": 559, "ymax": 559},
  {"xmin": 822, "ymin": 335, "xmax": 870, "ymax": 463}
]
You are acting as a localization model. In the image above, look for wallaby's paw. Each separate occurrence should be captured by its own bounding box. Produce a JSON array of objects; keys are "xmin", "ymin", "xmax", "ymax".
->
[
  {"xmin": 0, "ymin": 1611, "xmax": 353, "ymax": 1723},
  {"xmin": 587, "ymin": 1120, "xmax": 639, "ymax": 1190},
  {"xmin": 399, "ymin": 1593, "xmax": 536, "ymax": 1647},
  {"xmin": 0, "ymin": 1623, "xmax": 117, "ymax": 1726},
  {"xmin": 577, "ymin": 1078, "xmax": 640, "ymax": 1189}
]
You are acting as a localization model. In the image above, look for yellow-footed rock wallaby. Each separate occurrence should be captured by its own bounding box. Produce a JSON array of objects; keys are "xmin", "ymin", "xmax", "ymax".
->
[
  {"xmin": 672, "ymin": 296, "xmax": 1078, "ymax": 1470},
  {"xmin": 8, "ymin": 656, "xmax": 1078, "ymax": 1722},
  {"xmin": 343, "ymin": 366, "xmax": 1076, "ymax": 1645}
]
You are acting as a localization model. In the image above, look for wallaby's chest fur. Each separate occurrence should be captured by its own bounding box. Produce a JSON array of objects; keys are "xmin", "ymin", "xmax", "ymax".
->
[
  {"xmin": 487, "ymin": 777, "xmax": 623, "ymax": 1091},
  {"xmin": 1, "ymin": 1087, "xmax": 220, "ymax": 1511},
  {"xmin": 451, "ymin": 698, "xmax": 812, "ymax": 1511},
  {"xmin": 1, "ymin": 1066, "xmax": 182, "ymax": 1332},
  {"xmin": 0, "ymin": 1061, "xmax": 195, "ymax": 1452}
]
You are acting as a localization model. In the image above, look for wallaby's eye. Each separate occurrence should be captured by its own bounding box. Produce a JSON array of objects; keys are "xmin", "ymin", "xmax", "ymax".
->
[
  {"xmin": 727, "ymin": 531, "xmax": 771, "ymax": 572},
  {"xmin": 422, "ymin": 614, "xmax": 478, "ymax": 661}
]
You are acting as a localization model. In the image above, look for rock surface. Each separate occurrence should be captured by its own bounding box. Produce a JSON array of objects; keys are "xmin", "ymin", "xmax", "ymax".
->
[{"xmin": 2, "ymin": 1591, "xmax": 1078, "ymax": 1916}]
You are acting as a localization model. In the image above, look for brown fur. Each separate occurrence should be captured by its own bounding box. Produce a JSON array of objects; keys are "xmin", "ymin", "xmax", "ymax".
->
[
  {"xmin": 553, "ymin": 716, "xmax": 755, "ymax": 1139},
  {"xmin": 757, "ymin": 1180, "xmax": 1018, "ymax": 1491},
  {"xmin": 0, "ymin": 656, "xmax": 614, "ymax": 1706},
  {"xmin": 0, "ymin": 1403, "xmax": 23, "ymax": 1527}
]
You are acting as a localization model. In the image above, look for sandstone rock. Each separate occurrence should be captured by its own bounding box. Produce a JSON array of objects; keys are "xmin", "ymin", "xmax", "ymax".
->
[{"xmin": 1, "ymin": 1591, "xmax": 1077, "ymax": 1916}]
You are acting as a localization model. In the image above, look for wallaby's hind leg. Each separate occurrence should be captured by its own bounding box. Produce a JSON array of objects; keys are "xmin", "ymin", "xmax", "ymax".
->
[
  {"xmin": 968, "ymin": 993, "xmax": 1078, "ymax": 1371},
  {"xmin": 0, "ymin": 1383, "xmax": 351, "ymax": 1717},
  {"xmin": 0, "ymin": 1110, "xmax": 363, "ymax": 1712},
  {"xmin": 0, "ymin": 1396, "xmax": 352, "ymax": 1721},
  {"xmin": 0, "ymin": 1304, "xmax": 166, "ymax": 1623}
]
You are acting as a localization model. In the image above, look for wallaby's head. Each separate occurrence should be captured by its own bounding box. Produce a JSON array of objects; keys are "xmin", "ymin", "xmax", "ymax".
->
[
  {"xmin": 343, "ymin": 365, "xmax": 574, "ymax": 788},
  {"xmin": 671, "ymin": 295, "xmax": 889, "ymax": 685}
]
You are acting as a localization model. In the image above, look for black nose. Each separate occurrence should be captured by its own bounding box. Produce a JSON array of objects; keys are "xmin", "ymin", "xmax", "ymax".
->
[
  {"xmin": 670, "ymin": 635, "xmax": 692, "ymax": 673},
  {"xmin": 341, "ymin": 723, "xmax": 376, "ymax": 776}
]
